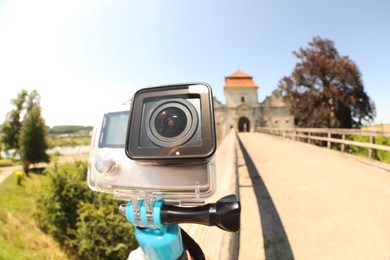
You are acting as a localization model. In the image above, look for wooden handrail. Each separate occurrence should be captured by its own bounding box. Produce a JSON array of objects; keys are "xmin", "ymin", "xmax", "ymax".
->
[{"xmin": 256, "ymin": 127, "xmax": 390, "ymax": 160}]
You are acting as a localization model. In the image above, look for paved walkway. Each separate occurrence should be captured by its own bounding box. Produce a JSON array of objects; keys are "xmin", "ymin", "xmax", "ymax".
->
[{"xmin": 238, "ymin": 132, "xmax": 390, "ymax": 260}]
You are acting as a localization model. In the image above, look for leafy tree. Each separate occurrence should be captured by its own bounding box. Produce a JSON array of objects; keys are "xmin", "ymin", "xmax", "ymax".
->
[
  {"xmin": 279, "ymin": 37, "xmax": 375, "ymax": 128},
  {"xmin": 19, "ymin": 105, "xmax": 50, "ymax": 172},
  {"xmin": 1, "ymin": 89, "xmax": 49, "ymax": 171},
  {"xmin": 25, "ymin": 89, "xmax": 41, "ymax": 112},
  {"xmin": 1, "ymin": 90, "xmax": 28, "ymax": 152}
]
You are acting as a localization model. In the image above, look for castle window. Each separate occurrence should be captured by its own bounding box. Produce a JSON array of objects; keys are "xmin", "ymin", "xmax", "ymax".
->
[{"xmin": 241, "ymin": 96, "xmax": 245, "ymax": 102}]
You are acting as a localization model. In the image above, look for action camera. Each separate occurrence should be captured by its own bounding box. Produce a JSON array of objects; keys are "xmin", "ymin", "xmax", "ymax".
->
[
  {"xmin": 126, "ymin": 83, "xmax": 216, "ymax": 162},
  {"xmin": 87, "ymin": 83, "xmax": 216, "ymax": 203}
]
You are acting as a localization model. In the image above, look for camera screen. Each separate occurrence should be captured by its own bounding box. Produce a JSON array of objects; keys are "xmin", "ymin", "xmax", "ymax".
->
[{"xmin": 99, "ymin": 111, "xmax": 129, "ymax": 148}]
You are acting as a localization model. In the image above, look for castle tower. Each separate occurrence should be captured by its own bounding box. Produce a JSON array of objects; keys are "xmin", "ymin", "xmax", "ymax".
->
[
  {"xmin": 224, "ymin": 70, "xmax": 259, "ymax": 132},
  {"xmin": 224, "ymin": 70, "xmax": 259, "ymax": 107}
]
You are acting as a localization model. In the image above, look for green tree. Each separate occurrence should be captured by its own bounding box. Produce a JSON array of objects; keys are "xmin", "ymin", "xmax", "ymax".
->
[
  {"xmin": 25, "ymin": 89, "xmax": 41, "ymax": 112},
  {"xmin": 1, "ymin": 89, "xmax": 49, "ymax": 170},
  {"xmin": 19, "ymin": 105, "xmax": 50, "ymax": 172},
  {"xmin": 1, "ymin": 90, "xmax": 28, "ymax": 153},
  {"xmin": 279, "ymin": 37, "xmax": 375, "ymax": 128}
]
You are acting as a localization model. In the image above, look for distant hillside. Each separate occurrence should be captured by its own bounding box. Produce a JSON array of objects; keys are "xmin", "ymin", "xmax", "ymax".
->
[
  {"xmin": 363, "ymin": 124, "xmax": 390, "ymax": 132},
  {"xmin": 48, "ymin": 125, "xmax": 93, "ymax": 135}
]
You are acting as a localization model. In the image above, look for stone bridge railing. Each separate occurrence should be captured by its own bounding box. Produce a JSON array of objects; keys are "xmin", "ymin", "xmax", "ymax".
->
[{"xmin": 256, "ymin": 127, "xmax": 390, "ymax": 161}]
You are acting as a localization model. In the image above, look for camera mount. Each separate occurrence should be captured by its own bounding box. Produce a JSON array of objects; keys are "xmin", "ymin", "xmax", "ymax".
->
[
  {"xmin": 120, "ymin": 194, "xmax": 240, "ymax": 232},
  {"xmin": 119, "ymin": 194, "xmax": 241, "ymax": 259}
]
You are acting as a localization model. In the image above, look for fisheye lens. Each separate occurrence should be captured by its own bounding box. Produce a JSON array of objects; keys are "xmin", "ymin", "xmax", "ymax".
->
[{"xmin": 155, "ymin": 107, "xmax": 187, "ymax": 138}]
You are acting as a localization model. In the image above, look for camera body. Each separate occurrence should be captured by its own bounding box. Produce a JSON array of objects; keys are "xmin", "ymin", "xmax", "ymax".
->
[{"xmin": 87, "ymin": 83, "xmax": 216, "ymax": 203}]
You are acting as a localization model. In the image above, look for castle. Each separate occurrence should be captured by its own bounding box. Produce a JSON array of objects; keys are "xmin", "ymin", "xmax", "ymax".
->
[{"xmin": 214, "ymin": 70, "xmax": 293, "ymax": 139}]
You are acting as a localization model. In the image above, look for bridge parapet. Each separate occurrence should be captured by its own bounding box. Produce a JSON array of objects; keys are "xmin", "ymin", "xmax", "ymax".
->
[
  {"xmin": 256, "ymin": 127, "xmax": 390, "ymax": 164},
  {"xmin": 181, "ymin": 129, "xmax": 239, "ymax": 260}
]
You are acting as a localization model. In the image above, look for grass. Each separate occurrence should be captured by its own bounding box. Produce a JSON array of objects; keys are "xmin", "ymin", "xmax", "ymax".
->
[{"xmin": 0, "ymin": 171, "xmax": 68, "ymax": 260}]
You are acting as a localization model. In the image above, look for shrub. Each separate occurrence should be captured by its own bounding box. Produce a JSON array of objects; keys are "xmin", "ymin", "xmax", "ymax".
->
[
  {"xmin": 346, "ymin": 135, "xmax": 369, "ymax": 158},
  {"xmin": 346, "ymin": 135, "xmax": 390, "ymax": 163},
  {"xmin": 75, "ymin": 195, "xmax": 137, "ymax": 259},
  {"xmin": 35, "ymin": 161, "xmax": 137, "ymax": 259},
  {"xmin": 374, "ymin": 136, "xmax": 390, "ymax": 163},
  {"xmin": 35, "ymin": 161, "xmax": 92, "ymax": 245}
]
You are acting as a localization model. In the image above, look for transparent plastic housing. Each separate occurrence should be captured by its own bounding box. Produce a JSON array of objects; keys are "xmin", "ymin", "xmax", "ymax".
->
[{"xmin": 87, "ymin": 104, "xmax": 216, "ymax": 203}]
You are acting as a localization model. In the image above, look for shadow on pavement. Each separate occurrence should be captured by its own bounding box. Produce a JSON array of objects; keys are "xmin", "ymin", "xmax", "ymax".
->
[{"xmin": 238, "ymin": 136, "xmax": 294, "ymax": 260}]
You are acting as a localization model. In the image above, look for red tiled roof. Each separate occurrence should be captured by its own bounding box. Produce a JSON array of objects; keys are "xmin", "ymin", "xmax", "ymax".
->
[{"xmin": 224, "ymin": 70, "xmax": 258, "ymax": 88}]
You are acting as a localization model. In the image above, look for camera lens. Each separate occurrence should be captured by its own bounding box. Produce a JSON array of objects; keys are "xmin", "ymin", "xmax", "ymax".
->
[
  {"xmin": 154, "ymin": 107, "xmax": 187, "ymax": 138},
  {"xmin": 146, "ymin": 99, "xmax": 199, "ymax": 147}
]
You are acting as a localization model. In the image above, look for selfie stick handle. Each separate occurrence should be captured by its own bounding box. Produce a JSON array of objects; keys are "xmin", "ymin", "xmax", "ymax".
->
[
  {"xmin": 133, "ymin": 224, "xmax": 186, "ymax": 260},
  {"xmin": 123, "ymin": 200, "xmax": 185, "ymax": 260}
]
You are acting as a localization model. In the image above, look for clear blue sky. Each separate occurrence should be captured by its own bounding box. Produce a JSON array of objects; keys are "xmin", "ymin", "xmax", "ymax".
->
[{"xmin": 0, "ymin": 0, "xmax": 389, "ymax": 126}]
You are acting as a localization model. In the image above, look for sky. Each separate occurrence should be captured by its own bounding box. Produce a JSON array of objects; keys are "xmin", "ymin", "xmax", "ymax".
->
[{"xmin": 0, "ymin": 0, "xmax": 389, "ymax": 127}]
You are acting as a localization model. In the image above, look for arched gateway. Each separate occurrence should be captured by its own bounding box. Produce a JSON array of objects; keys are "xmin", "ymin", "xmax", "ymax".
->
[{"xmin": 238, "ymin": 117, "xmax": 250, "ymax": 132}]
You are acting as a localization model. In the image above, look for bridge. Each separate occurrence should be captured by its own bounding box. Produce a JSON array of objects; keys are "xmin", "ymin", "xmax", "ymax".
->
[
  {"xmin": 184, "ymin": 131, "xmax": 390, "ymax": 259},
  {"xmin": 1, "ymin": 130, "xmax": 388, "ymax": 259}
]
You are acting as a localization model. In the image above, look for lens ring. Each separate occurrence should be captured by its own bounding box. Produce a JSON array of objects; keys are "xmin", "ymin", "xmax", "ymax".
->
[
  {"xmin": 145, "ymin": 99, "xmax": 198, "ymax": 147},
  {"xmin": 152, "ymin": 106, "xmax": 188, "ymax": 139}
]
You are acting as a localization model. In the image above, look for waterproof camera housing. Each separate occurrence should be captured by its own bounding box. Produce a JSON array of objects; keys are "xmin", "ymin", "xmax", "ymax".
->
[{"xmin": 87, "ymin": 83, "xmax": 216, "ymax": 203}]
